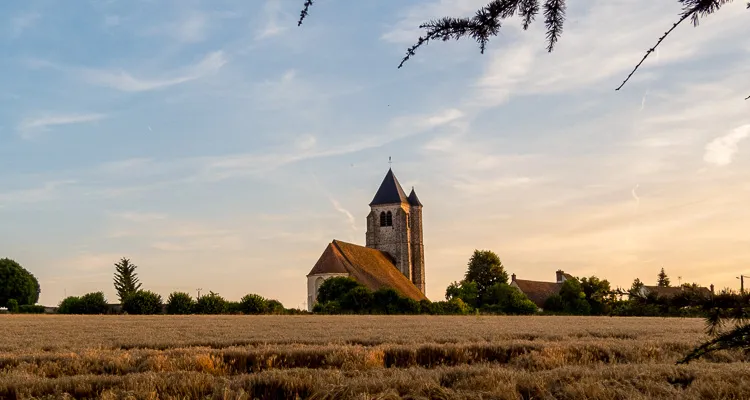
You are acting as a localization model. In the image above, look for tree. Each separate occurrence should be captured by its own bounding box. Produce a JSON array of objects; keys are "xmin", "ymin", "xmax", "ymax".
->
[
  {"xmin": 340, "ymin": 286, "xmax": 374, "ymax": 313},
  {"xmin": 482, "ymin": 283, "xmax": 537, "ymax": 315},
  {"xmin": 0, "ymin": 258, "xmax": 40, "ymax": 308},
  {"xmin": 316, "ymin": 277, "xmax": 361, "ymax": 304},
  {"xmin": 629, "ymin": 278, "xmax": 645, "ymax": 299},
  {"xmin": 166, "ymin": 292, "xmax": 195, "ymax": 315},
  {"xmin": 122, "ymin": 290, "xmax": 163, "ymax": 315},
  {"xmin": 445, "ymin": 280, "xmax": 479, "ymax": 309},
  {"xmin": 58, "ymin": 292, "xmax": 108, "ymax": 314},
  {"xmin": 579, "ymin": 276, "xmax": 614, "ymax": 315},
  {"xmin": 113, "ymin": 258, "xmax": 142, "ymax": 303},
  {"xmin": 194, "ymin": 291, "xmax": 227, "ymax": 314},
  {"xmin": 559, "ymin": 279, "xmax": 590, "ymax": 315},
  {"xmin": 298, "ymin": 1, "xmax": 749, "ymax": 100},
  {"xmin": 657, "ymin": 268, "xmax": 671, "ymax": 287},
  {"xmin": 463, "ymin": 250, "xmax": 509, "ymax": 304},
  {"xmin": 265, "ymin": 299, "xmax": 286, "ymax": 314},
  {"xmin": 7, "ymin": 299, "xmax": 19, "ymax": 313},
  {"xmin": 240, "ymin": 293, "xmax": 268, "ymax": 314}
]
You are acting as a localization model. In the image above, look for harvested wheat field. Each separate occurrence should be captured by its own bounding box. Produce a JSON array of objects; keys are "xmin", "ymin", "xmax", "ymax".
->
[{"xmin": 1, "ymin": 315, "xmax": 748, "ymax": 399}]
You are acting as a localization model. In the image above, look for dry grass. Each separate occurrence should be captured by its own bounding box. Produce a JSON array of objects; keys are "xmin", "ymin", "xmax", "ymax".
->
[{"xmin": 0, "ymin": 315, "xmax": 746, "ymax": 399}]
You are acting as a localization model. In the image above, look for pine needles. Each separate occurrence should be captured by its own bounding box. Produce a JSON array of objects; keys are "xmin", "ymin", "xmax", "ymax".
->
[{"xmin": 298, "ymin": 0, "xmax": 747, "ymax": 98}]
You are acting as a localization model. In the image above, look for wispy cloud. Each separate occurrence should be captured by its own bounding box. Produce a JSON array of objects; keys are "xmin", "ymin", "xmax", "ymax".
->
[
  {"xmin": 171, "ymin": 11, "xmax": 208, "ymax": 43},
  {"xmin": 9, "ymin": 12, "xmax": 40, "ymax": 38},
  {"xmin": 80, "ymin": 51, "xmax": 227, "ymax": 92},
  {"xmin": 18, "ymin": 113, "xmax": 106, "ymax": 138},
  {"xmin": 256, "ymin": 0, "xmax": 287, "ymax": 40},
  {"xmin": 704, "ymin": 124, "xmax": 750, "ymax": 167},
  {"xmin": 0, "ymin": 180, "xmax": 76, "ymax": 205}
]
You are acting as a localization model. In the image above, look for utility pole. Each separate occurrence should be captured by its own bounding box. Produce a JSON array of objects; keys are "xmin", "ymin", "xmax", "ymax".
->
[
  {"xmin": 737, "ymin": 276, "xmax": 750, "ymax": 293},
  {"xmin": 196, "ymin": 288, "xmax": 202, "ymax": 299}
]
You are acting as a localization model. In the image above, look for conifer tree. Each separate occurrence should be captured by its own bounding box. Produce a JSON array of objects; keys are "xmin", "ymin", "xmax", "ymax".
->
[
  {"xmin": 657, "ymin": 268, "xmax": 671, "ymax": 287},
  {"xmin": 113, "ymin": 257, "xmax": 142, "ymax": 303}
]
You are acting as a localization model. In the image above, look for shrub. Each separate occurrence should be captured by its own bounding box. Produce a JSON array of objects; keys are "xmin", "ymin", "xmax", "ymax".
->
[
  {"xmin": 266, "ymin": 299, "xmax": 285, "ymax": 314},
  {"xmin": 240, "ymin": 294, "xmax": 268, "ymax": 315},
  {"xmin": 482, "ymin": 283, "xmax": 538, "ymax": 315},
  {"xmin": 543, "ymin": 294, "xmax": 565, "ymax": 312},
  {"xmin": 58, "ymin": 292, "xmax": 108, "ymax": 314},
  {"xmin": 226, "ymin": 301, "xmax": 243, "ymax": 314},
  {"xmin": 339, "ymin": 286, "xmax": 374, "ymax": 313},
  {"xmin": 7, "ymin": 299, "xmax": 19, "ymax": 313},
  {"xmin": 317, "ymin": 277, "xmax": 361, "ymax": 304},
  {"xmin": 166, "ymin": 292, "xmax": 195, "ymax": 315},
  {"xmin": 122, "ymin": 290, "xmax": 163, "ymax": 315},
  {"xmin": 194, "ymin": 292, "xmax": 226, "ymax": 314},
  {"xmin": 313, "ymin": 300, "xmax": 341, "ymax": 314},
  {"xmin": 18, "ymin": 304, "xmax": 45, "ymax": 314},
  {"xmin": 372, "ymin": 288, "xmax": 403, "ymax": 314}
]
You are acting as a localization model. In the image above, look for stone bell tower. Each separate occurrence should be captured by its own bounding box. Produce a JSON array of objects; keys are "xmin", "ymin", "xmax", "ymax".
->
[{"xmin": 365, "ymin": 168, "xmax": 426, "ymax": 295}]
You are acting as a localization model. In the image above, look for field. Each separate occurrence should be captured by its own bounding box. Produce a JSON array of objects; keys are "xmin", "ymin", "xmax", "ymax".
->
[{"xmin": 1, "ymin": 315, "xmax": 749, "ymax": 399}]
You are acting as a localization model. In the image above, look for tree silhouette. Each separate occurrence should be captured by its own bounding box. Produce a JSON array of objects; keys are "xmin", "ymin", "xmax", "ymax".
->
[
  {"xmin": 657, "ymin": 268, "xmax": 671, "ymax": 287},
  {"xmin": 298, "ymin": 0, "xmax": 749, "ymax": 99},
  {"xmin": 678, "ymin": 289, "xmax": 750, "ymax": 364},
  {"xmin": 113, "ymin": 257, "xmax": 142, "ymax": 303}
]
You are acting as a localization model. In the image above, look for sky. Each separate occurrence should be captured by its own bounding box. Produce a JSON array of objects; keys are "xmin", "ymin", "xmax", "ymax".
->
[{"xmin": 1, "ymin": 0, "xmax": 748, "ymax": 309}]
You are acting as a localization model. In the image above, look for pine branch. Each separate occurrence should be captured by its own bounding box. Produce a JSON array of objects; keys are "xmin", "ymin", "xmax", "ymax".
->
[
  {"xmin": 615, "ymin": 11, "xmax": 693, "ymax": 91},
  {"xmin": 298, "ymin": 0, "xmax": 313, "ymax": 27},
  {"xmin": 543, "ymin": 0, "xmax": 566, "ymax": 52},
  {"xmin": 678, "ymin": 323, "xmax": 750, "ymax": 364}
]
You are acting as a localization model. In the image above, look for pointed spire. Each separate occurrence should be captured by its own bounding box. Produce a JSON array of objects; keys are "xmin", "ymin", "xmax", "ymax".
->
[
  {"xmin": 370, "ymin": 168, "xmax": 408, "ymax": 206},
  {"xmin": 408, "ymin": 187, "xmax": 423, "ymax": 207}
]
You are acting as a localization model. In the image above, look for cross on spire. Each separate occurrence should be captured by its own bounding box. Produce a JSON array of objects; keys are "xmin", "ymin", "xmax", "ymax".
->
[{"xmin": 388, "ymin": 156, "xmax": 392, "ymax": 167}]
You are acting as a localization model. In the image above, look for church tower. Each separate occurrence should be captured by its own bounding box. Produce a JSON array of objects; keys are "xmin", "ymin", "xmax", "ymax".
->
[{"xmin": 366, "ymin": 168, "xmax": 426, "ymax": 295}]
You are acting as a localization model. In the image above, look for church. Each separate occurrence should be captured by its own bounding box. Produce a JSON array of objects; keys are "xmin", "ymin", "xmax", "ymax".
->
[{"xmin": 306, "ymin": 168, "xmax": 427, "ymax": 311}]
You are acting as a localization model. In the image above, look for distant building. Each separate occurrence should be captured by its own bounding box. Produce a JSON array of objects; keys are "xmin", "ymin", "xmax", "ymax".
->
[
  {"xmin": 634, "ymin": 284, "xmax": 714, "ymax": 299},
  {"xmin": 306, "ymin": 168, "xmax": 426, "ymax": 311},
  {"xmin": 510, "ymin": 270, "xmax": 573, "ymax": 309}
]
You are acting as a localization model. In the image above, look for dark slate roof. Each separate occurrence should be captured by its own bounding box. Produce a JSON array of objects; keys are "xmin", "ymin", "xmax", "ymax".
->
[
  {"xmin": 307, "ymin": 240, "xmax": 427, "ymax": 301},
  {"xmin": 512, "ymin": 279, "xmax": 563, "ymax": 308},
  {"xmin": 370, "ymin": 169, "xmax": 409, "ymax": 206},
  {"xmin": 643, "ymin": 285, "xmax": 711, "ymax": 298},
  {"xmin": 407, "ymin": 188, "xmax": 423, "ymax": 207}
]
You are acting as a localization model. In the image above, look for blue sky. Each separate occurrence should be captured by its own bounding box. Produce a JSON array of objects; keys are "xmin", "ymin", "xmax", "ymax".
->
[{"xmin": 1, "ymin": 0, "xmax": 749, "ymax": 308}]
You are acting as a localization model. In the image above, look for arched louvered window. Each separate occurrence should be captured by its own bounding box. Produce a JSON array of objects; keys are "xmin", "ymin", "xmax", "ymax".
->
[
  {"xmin": 386, "ymin": 211, "xmax": 393, "ymax": 226},
  {"xmin": 379, "ymin": 211, "xmax": 386, "ymax": 227}
]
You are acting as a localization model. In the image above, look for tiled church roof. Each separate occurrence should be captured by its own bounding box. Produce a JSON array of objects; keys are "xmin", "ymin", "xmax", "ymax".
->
[
  {"xmin": 370, "ymin": 169, "xmax": 409, "ymax": 206},
  {"xmin": 307, "ymin": 240, "xmax": 427, "ymax": 301}
]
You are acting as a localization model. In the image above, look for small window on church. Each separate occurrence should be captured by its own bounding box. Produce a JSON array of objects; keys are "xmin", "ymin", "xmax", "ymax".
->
[
  {"xmin": 386, "ymin": 211, "xmax": 393, "ymax": 226},
  {"xmin": 379, "ymin": 212, "xmax": 386, "ymax": 227}
]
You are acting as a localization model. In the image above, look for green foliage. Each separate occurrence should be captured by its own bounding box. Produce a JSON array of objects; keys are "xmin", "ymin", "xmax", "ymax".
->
[
  {"xmin": 18, "ymin": 304, "xmax": 45, "ymax": 314},
  {"xmin": 316, "ymin": 277, "xmax": 361, "ymax": 304},
  {"xmin": 225, "ymin": 301, "xmax": 243, "ymax": 314},
  {"xmin": 265, "ymin": 299, "xmax": 285, "ymax": 314},
  {"xmin": 543, "ymin": 294, "xmax": 565, "ymax": 312},
  {"xmin": 464, "ymin": 250, "xmax": 509, "ymax": 303},
  {"xmin": 240, "ymin": 294, "xmax": 268, "ymax": 315},
  {"xmin": 339, "ymin": 286, "xmax": 373, "ymax": 313},
  {"xmin": 194, "ymin": 291, "xmax": 226, "ymax": 314},
  {"xmin": 0, "ymin": 258, "xmax": 40, "ymax": 307},
  {"xmin": 657, "ymin": 268, "xmax": 671, "ymax": 287},
  {"xmin": 122, "ymin": 290, "xmax": 163, "ymax": 315},
  {"xmin": 482, "ymin": 283, "xmax": 537, "ymax": 315},
  {"xmin": 58, "ymin": 292, "xmax": 108, "ymax": 314},
  {"xmin": 444, "ymin": 298, "xmax": 470, "ymax": 315},
  {"xmin": 7, "ymin": 299, "xmax": 19, "ymax": 313},
  {"xmin": 559, "ymin": 279, "xmax": 591, "ymax": 315},
  {"xmin": 579, "ymin": 276, "xmax": 614, "ymax": 315},
  {"xmin": 445, "ymin": 280, "xmax": 478, "ymax": 308},
  {"xmin": 166, "ymin": 292, "xmax": 195, "ymax": 315},
  {"xmin": 313, "ymin": 300, "xmax": 341, "ymax": 314},
  {"xmin": 629, "ymin": 278, "xmax": 645, "ymax": 298},
  {"xmin": 113, "ymin": 258, "xmax": 142, "ymax": 303}
]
